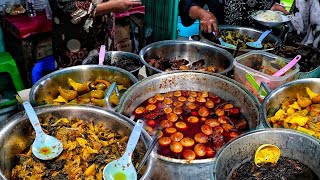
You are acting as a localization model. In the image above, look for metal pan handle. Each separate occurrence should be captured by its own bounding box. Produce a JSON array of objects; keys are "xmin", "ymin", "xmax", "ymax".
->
[{"xmin": 104, "ymin": 82, "xmax": 120, "ymax": 111}]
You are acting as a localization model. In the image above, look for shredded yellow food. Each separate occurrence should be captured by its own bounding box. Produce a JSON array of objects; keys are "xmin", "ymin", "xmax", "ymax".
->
[{"xmin": 11, "ymin": 115, "xmax": 142, "ymax": 180}]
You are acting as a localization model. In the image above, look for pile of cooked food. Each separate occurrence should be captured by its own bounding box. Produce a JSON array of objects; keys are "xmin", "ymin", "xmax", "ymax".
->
[
  {"xmin": 133, "ymin": 90, "xmax": 249, "ymax": 160},
  {"xmin": 148, "ymin": 58, "xmax": 220, "ymax": 73},
  {"xmin": 230, "ymin": 156, "xmax": 318, "ymax": 180},
  {"xmin": 272, "ymin": 43, "xmax": 320, "ymax": 73},
  {"xmin": 87, "ymin": 55, "xmax": 141, "ymax": 72},
  {"xmin": 268, "ymin": 87, "xmax": 320, "ymax": 139},
  {"xmin": 40, "ymin": 78, "xmax": 126, "ymax": 107},
  {"xmin": 255, "ymin": 11, "xmax": 283, "ymax": 22},
  {"xmin": 219, "ymin": 31, "xmax": 275, "ymax": 49},
  {"xmin": 11, "ymin": 115, "xmax": 144, "ymax": 179}
]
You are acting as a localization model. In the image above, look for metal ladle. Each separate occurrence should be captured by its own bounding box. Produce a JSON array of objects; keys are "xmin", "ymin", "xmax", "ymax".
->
[{"xmin": 22, "ymin": 101, "xmax": 63, "ymax": 160}]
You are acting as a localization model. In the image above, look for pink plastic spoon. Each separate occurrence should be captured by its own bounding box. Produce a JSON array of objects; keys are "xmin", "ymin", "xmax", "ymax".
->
[
  {"xmin": 99, "ymin": 45, "xmax": 106, "ymax": 65},
  {"xmin": 272, "ymin": 55, "xmax": 301, "ymax": 77}
]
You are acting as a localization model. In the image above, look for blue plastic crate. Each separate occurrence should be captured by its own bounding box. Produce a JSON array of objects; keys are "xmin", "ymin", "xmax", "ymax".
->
[{"xmin": 177, "ymin": 16, "xmax": 200, "ymax": 37}]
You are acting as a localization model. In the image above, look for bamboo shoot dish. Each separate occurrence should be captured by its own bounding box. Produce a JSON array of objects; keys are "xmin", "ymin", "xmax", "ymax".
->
[{"xmin": 11, "ymin": 116, "xmax": 144, "ymax": 180}]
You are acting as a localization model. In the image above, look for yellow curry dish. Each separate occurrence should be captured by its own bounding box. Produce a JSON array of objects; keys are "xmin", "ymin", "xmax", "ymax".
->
[
  {"xmin": 268, "ymin": 87, "xmax": 320, "ymax": 139},
  {"xmin": 42, "ymin": 78, "xmax": 126, "ymax": 107},
  {"xmin": 11, "ymin": 115, "xmax": 144, "ymax": 180}
]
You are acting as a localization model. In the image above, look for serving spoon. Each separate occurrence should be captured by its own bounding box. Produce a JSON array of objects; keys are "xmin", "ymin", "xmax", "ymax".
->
[
  {"xmin": 272, "ymin": 55, "xmax": 301, "ymax": 77},
  {"xmin": 246, "ymin": 29, "xmax": 272, "ymax": 49},
  {"xmin": 103, "ymin": 120, "xmax": 144, "ymax": 180},
  {"xmin": 22, "ymin": 101, "xmax": 63, "ymax": 160},
  {"xmin": 212, "ymin": 32, "xmax": 236, "ymax": 49}
]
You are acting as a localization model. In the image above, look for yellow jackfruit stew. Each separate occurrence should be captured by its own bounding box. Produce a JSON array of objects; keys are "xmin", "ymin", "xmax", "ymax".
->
[
  {"xmin": 40, "ymin": 78, "xmax": 127, "ymax": 107},
  {"xmin": 268, "ymin": 87, "xmax": 320, "ymax": 139}
]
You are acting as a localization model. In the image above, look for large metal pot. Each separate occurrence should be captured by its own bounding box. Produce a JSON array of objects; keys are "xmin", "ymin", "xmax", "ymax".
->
[
  {"xmin": 29, "ymin": 65, "xmax": 138, "ymax": 106},
  {"xmin": 0, "ymin": 105, "xmax": 153, "ymax": 179},
  {"xmin": 200, "ymin": 25, "xmax": 282, "ymax": 56},
  {"xmin": 82, "ymin": 51, "xmax": 143, "ymax": 77},
  {"xmin": 139, "ymin": 40, "xmax": 234, "ymax": 77},
  {"xmin": 260, "ymin": 78, "xmax": 320, "ymax": 128},
  {"xmin": 214, "ymin": 129, "xmax": 320, "ymax": 179},
  {"xmin": 117, "ymin": 71, "xmax": 260, "ymax": 180}
]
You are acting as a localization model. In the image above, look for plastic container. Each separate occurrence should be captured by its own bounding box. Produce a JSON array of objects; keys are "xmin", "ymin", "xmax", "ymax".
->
[
  {"xmin": 177, "ymin": 16, "xmax": 200, "ymax": 37},
  {"xmin": 234, "ymin": 51, "xmax": 299, "ymax": 100}
]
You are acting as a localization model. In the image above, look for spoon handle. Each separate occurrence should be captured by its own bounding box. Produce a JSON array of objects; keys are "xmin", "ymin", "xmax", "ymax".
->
[
  {"xmin": 23, "ymin": 101, "xmax": 44, "ymax": 136},
  {"xmin": 99, "ymin": 45, "xmax": 106, "ymax": 65},
  {"xmin": 137, "ymin": 130, "xmax": 160, "ymax": 173},
  {"xmin": 257, "ymin": 29, "xmax": 272, "ymax": 42},
  {"xmin": 272, "ymin": 55, "xmax": 301, "ymax": 77},
  {"xmin": 125, "ymin": 120, "xmax": 144, "ymax": 160}
]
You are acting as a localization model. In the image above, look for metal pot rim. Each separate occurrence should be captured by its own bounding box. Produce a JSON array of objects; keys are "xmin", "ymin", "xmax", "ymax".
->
[
  {"xmin": 200, "ymin": 25, "xmax": 282, "ymax": 52},
  {"xmin": 260, "ymin": 78, "xmax": 320, "ymax": 128},
  {"xmin": 119, "ymin": 70, "xmax": 260, "ymax": 112},
  {"xmin": 29, "ymin": 65, "xmax": 138, "ymax": 106},
  {"xmin": 138, "ymin": 40, "xmax": 235, "ymax": 75}
]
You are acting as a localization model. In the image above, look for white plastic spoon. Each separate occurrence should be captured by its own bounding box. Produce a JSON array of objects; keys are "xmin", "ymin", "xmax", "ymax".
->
[
  {"xmin": 99, "ymin": 45, "xmax": 106, "ymax": 65},
  {"xmin": 22, "ymin": 101, "xmax": 63, "ymax": 160},
  {"xmin": 103, "ymin": 120, "xmax": 144, "ymax": 180}
]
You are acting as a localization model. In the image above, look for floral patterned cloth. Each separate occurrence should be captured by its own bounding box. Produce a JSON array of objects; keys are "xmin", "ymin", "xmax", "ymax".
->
[{"xmin": 49, "ymin": 0, "xmax": 115, "ymax": 68}]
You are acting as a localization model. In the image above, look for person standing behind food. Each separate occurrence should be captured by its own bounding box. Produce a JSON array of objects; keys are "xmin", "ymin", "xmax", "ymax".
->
[
  {"xmin": 49, "ymin": 0, "xmax": 141, "ymax": 68},
  {"xmin": 179, "ymin": 0, "xmax": 289, "ymax": 35}
]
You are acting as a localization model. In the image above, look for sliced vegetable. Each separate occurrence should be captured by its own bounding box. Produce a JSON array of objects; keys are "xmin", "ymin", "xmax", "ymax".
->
[{"xmin": 254, "ymin": 144, "xmax": 280, "ymax": 167}]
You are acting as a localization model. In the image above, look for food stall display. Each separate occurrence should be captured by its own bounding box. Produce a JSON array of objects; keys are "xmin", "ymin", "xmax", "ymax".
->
[{"xmin": 3, "ymin": 2, "xmax": 320, "ymax": 179}]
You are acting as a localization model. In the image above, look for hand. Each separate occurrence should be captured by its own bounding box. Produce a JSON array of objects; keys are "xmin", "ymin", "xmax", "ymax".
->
[
  {"xmin": 199, "ymin": 10, "xmax": 219, "ymax": 35},
  {"xmin": 108, "ymin": 0, "xmax": 141, "ymax": 13},
  {"xmin": 270, "ymin": 3, "xmax": 289, "ymax": 14}
]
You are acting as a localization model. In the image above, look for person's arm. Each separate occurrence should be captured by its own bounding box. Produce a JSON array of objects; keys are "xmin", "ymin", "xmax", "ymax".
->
[
  {"xmin": 179, "ymin": 0, "xmax": 219, "ymax": 34},
  {"xmin": 56, "ymin": 0, "xmax": 141, "ymax": 23},
  {"xmin": 270, "ymin": 0, "xmax": 289, "ymax": 14},
  {"xmin": 96, "ymin": 0, "xmax": 141, "ymax": 15},
  {"xmin": 179, "ymin": 0, "xmax": 204, "ymax": 27}
]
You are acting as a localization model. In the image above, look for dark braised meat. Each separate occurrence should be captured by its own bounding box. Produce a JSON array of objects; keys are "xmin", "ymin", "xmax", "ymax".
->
[
  {"xmin": 191, "ymin": 59, "xmax": 205, "ymax": 70},
  {"xmin": 111, "ymin": 58, "xmax": 141, "ymax": 71},
  {"xmin": 148, "ymin": 57, "xmax": 218, "ymax": 72},
  {"xmin": 272, "ymin": 42, "xmax": 320, "ymax": 72},
  {"xmin": 230, "ymin": 157, "xmax": 319, "ymax": 180}
]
